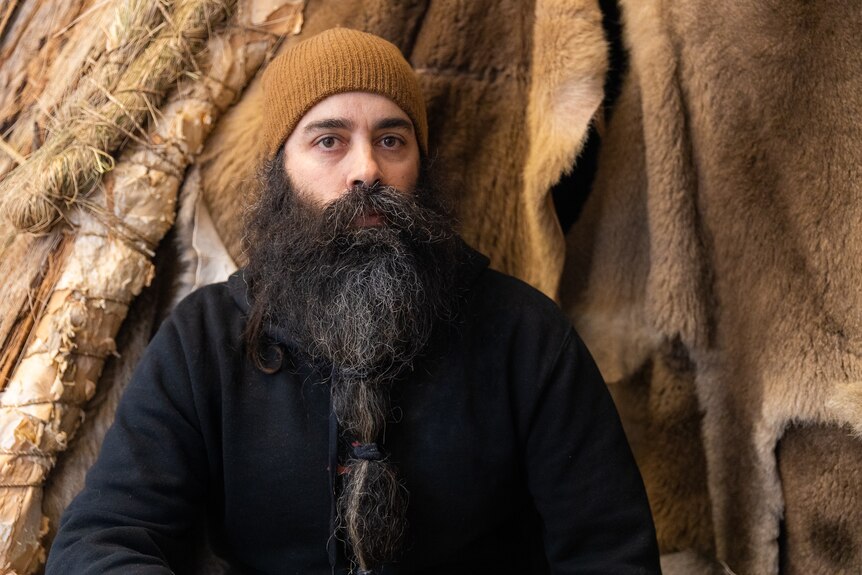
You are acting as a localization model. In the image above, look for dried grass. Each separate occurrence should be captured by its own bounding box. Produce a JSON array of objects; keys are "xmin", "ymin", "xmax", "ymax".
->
[{"xmin": 0, "ymin": 0, "xmax": 235, "ymax": 234}]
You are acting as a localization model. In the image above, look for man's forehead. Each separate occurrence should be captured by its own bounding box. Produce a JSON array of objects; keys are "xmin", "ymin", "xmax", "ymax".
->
[{"xmin": 296, "ymin": 91, "xmax": 414, "ymax": 131}]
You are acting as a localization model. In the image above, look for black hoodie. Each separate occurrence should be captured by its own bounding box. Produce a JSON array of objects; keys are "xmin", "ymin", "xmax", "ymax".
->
[{"xmin": 47, "ymin": 245, "xmax": 660, "ymax": 574}]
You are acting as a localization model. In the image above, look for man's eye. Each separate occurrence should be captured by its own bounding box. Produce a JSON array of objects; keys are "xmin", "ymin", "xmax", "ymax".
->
[
  {"xmin": 317, "ymin": 137, "xmax": 337, "ymax": 149},
  {"xmin": 380, "ymin": 136, "xmax": 401, "ymax": 148}
]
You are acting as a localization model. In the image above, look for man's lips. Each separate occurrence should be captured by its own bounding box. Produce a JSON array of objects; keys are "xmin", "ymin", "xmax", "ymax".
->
[{"xmin": 353, "ymin": 211, "xmax": 385, "ymax": 227}]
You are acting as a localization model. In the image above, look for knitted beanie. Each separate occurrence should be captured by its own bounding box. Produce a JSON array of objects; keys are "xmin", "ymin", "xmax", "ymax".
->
[{"xmin": 261, "ymin": 27, "xmax": 428, "ymax": 158}]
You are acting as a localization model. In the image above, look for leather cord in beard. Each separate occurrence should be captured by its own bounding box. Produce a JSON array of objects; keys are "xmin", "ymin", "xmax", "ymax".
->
[{"xmin": 243, "ymin": 150, "xmax": 459, "ymax": 573}]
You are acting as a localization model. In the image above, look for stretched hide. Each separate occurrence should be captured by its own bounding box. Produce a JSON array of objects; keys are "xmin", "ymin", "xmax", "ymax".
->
[{"xmin": 562, "ymin": 1, "xmax": 862, "ymax": 573}]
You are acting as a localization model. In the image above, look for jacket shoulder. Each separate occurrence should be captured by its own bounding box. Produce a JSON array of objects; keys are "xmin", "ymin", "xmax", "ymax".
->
[
  {"xmin": 470, "ymin": 268, "xmax": 569, "ymax": 327},
  {"xmin": 163, "ymin": 280, "xmax": 246, "ymax": 353}
]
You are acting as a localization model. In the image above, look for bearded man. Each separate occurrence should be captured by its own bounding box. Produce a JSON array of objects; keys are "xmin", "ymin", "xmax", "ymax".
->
[{"xmin": 47, "ymin": 28, "xmax": 660, "ymax": 575}]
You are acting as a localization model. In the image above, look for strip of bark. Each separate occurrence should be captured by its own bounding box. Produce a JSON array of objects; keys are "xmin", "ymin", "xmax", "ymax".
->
[{"xmin": 0, "ymin": 235, "xmax": 73, "ymax": 393}]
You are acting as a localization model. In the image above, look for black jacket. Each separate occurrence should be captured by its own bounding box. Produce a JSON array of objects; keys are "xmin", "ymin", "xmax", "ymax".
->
[{"xmin": 47, "ymin": 247, "xmax": 660, "ymax": 574}]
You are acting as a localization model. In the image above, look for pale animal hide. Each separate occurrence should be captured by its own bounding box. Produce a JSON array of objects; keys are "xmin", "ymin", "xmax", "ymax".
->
[
  {"xmin": 172, "ymin": 165, "xmax": 237, "ymax": 308},
  {"xmin": 562, "ymin": 1, "xmax": 862, "ymax": 574}
]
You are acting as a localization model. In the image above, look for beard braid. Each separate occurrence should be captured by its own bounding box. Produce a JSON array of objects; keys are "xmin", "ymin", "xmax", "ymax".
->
[{"xmin": 243, "ymin": 149, "xmax": 459, "ymax": 572}]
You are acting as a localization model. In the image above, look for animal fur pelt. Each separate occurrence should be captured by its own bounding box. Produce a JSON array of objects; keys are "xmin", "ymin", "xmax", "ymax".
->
[
  {"xmin": 779, "ymin": 423, "xmax": 862, "ymax": 573},
  {"xmin": 561, "ymin": 1, "xmax": 862, "ymax": 573},
  {"xmin": 661, "ymin": 550, "xmax": 733, "ymax": 575}
]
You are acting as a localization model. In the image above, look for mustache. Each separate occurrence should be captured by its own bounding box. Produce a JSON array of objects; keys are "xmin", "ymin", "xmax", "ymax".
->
[{"xmin": 320, "ymin": 183, "xmax": 454, "ymax": 245}]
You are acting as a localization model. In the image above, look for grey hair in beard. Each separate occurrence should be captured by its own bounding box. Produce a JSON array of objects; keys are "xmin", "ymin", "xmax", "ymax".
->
[{"xmin": 242, "ymin": 149, "xmax": 459, "ymax": 572}]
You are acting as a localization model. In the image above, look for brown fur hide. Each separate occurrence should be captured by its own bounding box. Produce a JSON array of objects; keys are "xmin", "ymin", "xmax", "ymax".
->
[
  {"xmin": 661, "ymin": 549, "xmax": 733, "ymax": 575},
  {"xmin": 562, "ymin": 1, "xmax": 862, "ymax": 573},
  {"xmin": 779, "ymin": 424, "xmax": 862, "ymax": 574}
]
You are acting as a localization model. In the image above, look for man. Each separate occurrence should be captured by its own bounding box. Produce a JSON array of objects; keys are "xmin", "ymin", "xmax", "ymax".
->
[{"xmin": 47, "ymin": 28, "xmax": 660, "ymax": 574}]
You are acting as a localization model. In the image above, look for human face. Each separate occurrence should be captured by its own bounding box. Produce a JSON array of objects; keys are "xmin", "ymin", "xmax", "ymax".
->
[{"xmin": 282, "ymin": 91, "xmax": 421, "ymax": 219}]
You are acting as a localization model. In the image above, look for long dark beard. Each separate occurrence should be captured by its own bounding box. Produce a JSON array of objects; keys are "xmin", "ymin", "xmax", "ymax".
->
[{"xmin": 243, "ymin": 150, "xmax": 459, "ymax": 572}]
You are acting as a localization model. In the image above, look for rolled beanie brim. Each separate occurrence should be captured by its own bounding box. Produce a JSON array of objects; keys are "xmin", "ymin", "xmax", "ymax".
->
[{"xmin": 261, "ymin": 28, "xmax": 428, "ymax": 158}]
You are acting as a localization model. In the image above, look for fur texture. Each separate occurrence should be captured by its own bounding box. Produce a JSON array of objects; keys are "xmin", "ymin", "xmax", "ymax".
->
[
  {"xmin": 562, "ymin": 1, "xmax": 862, "ymax": 573},
  {"xmin": 661, "ymin": 550, "xmax": 734, "ymax": 575},
  {"xmin": 779, "ymin": 424, "xmax": 862, "ymax": 574}
]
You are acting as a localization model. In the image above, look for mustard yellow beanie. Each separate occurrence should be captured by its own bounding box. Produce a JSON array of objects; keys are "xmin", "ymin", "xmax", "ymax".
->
[{"xmin": 261, "ymin": 27, "xmax": 428, "ymax": 158}]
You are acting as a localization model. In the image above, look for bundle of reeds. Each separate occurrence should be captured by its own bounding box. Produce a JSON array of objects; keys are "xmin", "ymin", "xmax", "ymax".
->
[{"xmin": 0, "ymin": 0, "xmax": 234, "ymax": 235}]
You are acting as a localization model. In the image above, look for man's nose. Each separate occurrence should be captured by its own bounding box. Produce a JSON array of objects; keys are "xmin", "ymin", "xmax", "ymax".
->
[{"xmin": 345, "ymin": 142, "xmax": 382, "ymax": 188}]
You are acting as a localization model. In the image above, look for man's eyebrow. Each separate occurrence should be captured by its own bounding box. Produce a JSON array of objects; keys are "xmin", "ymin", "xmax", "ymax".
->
[
  {"xmin": 374, "ymin": 117, "xmax": 413, "ymax": 132},
  {"xmin": 303, "ymin": 118, "xmax": 353, "ymax": 132},
  {"xmin": 301, "ymin": 117, "xmax": 413, "ymax": 133}
]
